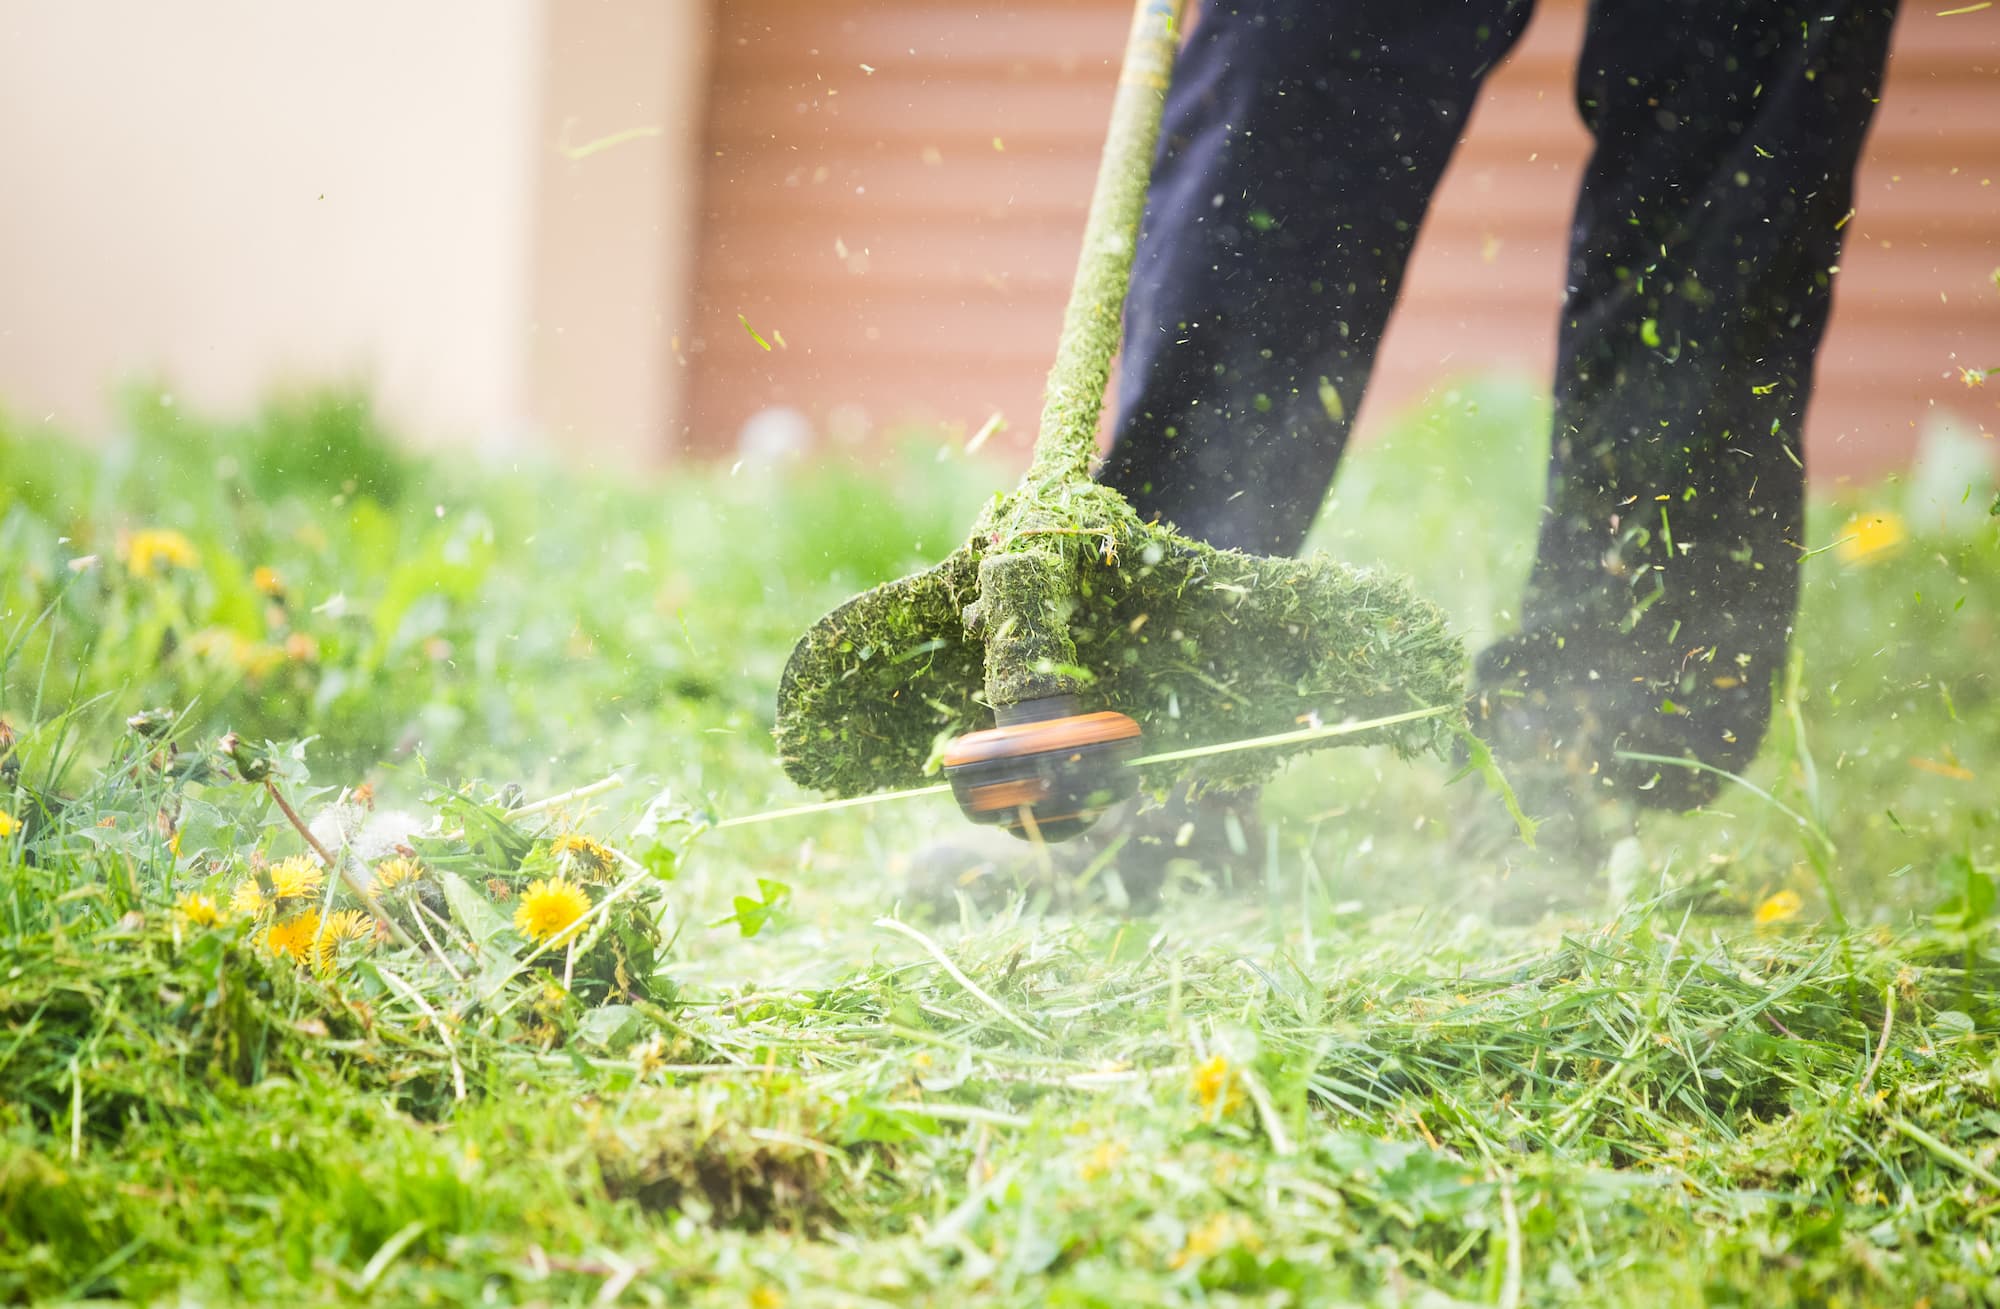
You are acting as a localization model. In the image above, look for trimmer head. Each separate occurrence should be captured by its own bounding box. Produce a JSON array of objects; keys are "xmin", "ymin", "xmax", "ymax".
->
[
  {"xmin": 774, "ymin": 482, "xmax": 1464, "ymax": 811},
  {"xmin": 940, "ymin": 696, "xmax": 1141, "ymax": 841}
]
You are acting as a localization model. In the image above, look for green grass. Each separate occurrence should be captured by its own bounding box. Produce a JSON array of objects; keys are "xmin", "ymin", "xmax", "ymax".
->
[{"xmin": 2, "ymin": 383, "xmax": 1998, "ymax": 1306}]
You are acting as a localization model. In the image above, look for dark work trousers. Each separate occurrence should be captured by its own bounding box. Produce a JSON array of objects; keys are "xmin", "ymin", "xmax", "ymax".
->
[{"xmin": 1099, "ymin": 0, "xmax": 1899, "ymax": 807}]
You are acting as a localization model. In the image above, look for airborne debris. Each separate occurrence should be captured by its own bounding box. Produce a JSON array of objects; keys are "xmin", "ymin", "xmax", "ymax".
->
[
  {"xmin": 775, "ymin": 0, "xmax": 1462, "ymax": 799},
  {"xmin": 965, "ymin": 411, "xmax": 1005, "ymax": 453}
]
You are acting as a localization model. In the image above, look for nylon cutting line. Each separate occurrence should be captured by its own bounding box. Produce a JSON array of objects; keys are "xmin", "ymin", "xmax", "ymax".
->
[{"xmin": 711, "ymin": 704, "xmax": 1452, "ymax": 830}]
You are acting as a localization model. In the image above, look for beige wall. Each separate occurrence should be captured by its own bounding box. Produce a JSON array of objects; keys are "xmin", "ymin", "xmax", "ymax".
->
[
  {"xmin": 0, "ymin": 1, "xmax": 711, "ymax": 461},
  {"xmin": 0, "ymin": 2, "xmax": 546, "ymax": 447},
  {"xmin": 529, "ymin": 0, "xmax": 712, "ymax": 463}
]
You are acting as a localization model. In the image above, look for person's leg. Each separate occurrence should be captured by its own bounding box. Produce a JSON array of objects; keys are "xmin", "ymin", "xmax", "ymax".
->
[
  {"xmin": 1475, "ymin": 0, "xmax": 1899, "ymax": 810},
  {"xmin": 1101, "ymin": 0, "xmax": 1537, "ymax": 555}
]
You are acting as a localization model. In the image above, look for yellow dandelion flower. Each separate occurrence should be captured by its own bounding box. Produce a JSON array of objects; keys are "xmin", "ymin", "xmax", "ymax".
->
[
  {"xmin": 551, "ymin": 832, "xmax": 618, "ymax": 882},
  {"xmin": 123, "ymin": 528, "xmax": 201, "ymax": 578},
  {"xmin": 1168, "ymin": 1212, "xmax": 1261, "ymax": 1270},
  {"xmin": 264, "ymin": 911, "xmax": 323, "ymax": 965},
  {"xmin": 230, "ymin": 877, "xmax": 270, "ymax": 917},
  {"xmin": 315, "ymin": 908, "xmax": 379, "ymax": 969},
  {"xmin": 632, "ymin": 1033, "xmax": 669, "ymax": 1078},
  {"xmin": 1754, "ymin": 889, "xmax": 1803, "ymax": 927},
  {"xmin": 252, "ymin": 565, "xmax": 285, "ymax": 596},
  {"xmin": 188, "ymin": 628, "xmax": 257, "ymax": 669},
  {"xmin": 1192, "ymin": 1054, "xmax": 1246, "ymax": 1117},
  {"xmin": 0, "ymin": 810, "xmax": 17, "ymax": 839},
  {"xmin": 1080, "ymin": 1140, "xmax": 1127, "ymax": 1182},
  {"xmin": 175, "ymin": 892, "xmax": 223, "ymax": 927},
  {"xmin": 327, "ymin": 907, "xmax": 378, "ymax": 942},
  {"xmin": 1835, "ymin": 511, "xmax": 1906, "ymax": 565},
  {"xmin": 268, "ymin": 855, "xmax": 325, "ymax": 901},
  {"xmin": 372, "ymin": 856, "xmax": 426, "ymax": 893},
  {"xmin": 243, "ymin": 643, "xmax": 285, "ymax": 681},
  {"xmin": 513, "ymin": 876, "xmax": 591, "ymax": 945}
]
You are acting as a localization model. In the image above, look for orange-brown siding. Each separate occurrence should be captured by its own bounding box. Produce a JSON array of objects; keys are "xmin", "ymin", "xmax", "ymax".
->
[{"xmin": 686, "ymin": 0, "xmax": 1998, "ymax": 479}]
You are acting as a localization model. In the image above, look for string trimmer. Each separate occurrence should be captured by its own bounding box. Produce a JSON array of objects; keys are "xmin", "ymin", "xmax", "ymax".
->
[{"xmin": 775, "ymin": 0, "xmax": 1465, "ymax": 841}]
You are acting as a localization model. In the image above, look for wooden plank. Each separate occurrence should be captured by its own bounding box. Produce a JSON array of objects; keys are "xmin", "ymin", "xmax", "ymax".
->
[{"xmin": 685, "ymin": 0, "xmax": 2000, "ymax": 486}]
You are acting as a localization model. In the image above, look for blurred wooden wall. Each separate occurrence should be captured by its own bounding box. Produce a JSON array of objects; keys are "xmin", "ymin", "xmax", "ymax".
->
[{"xmin": 684, "ymin": 0, "xmax": 1998, "ymax": 479}]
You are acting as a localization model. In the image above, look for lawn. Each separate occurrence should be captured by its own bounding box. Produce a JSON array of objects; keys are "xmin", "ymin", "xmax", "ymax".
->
[{"xmin": 2, "ymin": 384, "xmax": 1997, "ymax": 1306}]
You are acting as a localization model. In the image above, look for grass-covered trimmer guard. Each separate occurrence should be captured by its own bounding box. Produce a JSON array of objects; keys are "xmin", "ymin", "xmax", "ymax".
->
[{"xmin": 776, "ymin": 0, "xmax": 1465, "ymax": 839}]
